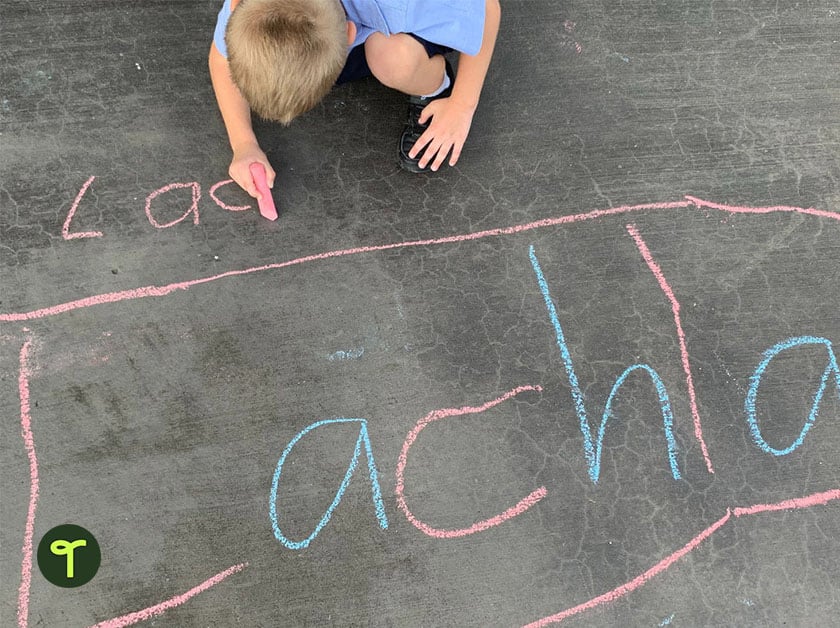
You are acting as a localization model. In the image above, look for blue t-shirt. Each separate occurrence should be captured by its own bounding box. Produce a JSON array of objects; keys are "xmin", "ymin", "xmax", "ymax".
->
[{"xmin": 213, "ymin": 0, "xmax": 486, "ymax": 58}]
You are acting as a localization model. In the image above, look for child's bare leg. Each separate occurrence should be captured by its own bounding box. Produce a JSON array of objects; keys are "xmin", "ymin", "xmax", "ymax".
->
[
  {"xmin": 364, "ymin": 33, "xmax": 445, "ymax": 96},
  {"xmin": 364, "ymin": 33, "xmax": 454, "ymax": 172}
]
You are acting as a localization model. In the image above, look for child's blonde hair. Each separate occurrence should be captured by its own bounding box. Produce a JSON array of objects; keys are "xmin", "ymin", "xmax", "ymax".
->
[{"xmin": 226, "ymin": 0, "xmax": 348, "ymax": 124}]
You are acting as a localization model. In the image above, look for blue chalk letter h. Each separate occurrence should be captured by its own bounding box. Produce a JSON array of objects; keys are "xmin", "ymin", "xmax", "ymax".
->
[{"xmin": 529, "ymin": 245, "xmax": 682, "ymax": 483}]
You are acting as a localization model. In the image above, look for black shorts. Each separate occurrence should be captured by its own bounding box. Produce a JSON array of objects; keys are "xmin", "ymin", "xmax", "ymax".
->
[{"xmin": 336, "ymin": 34, "xmax": 452, "ymax": 85}]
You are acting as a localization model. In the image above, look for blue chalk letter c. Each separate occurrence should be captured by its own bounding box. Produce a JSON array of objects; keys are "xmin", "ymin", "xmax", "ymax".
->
[{"xmin": 269, "ymin": 418, "xmax": 389, "ymax": 550}]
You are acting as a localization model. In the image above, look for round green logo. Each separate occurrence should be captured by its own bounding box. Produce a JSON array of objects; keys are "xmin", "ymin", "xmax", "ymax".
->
[{"xmin": 37, "ymin": 524, "xmax": 100, "ymax": 587}]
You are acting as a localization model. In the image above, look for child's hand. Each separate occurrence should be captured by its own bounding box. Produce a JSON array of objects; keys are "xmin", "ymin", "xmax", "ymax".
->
[
  {"xmin": 410, "ymin": 98, "xmax": 476, "ymax": 172},
  {"xmin": 230, "ymin": 145, "xmax": 275, "ymax": 199}
]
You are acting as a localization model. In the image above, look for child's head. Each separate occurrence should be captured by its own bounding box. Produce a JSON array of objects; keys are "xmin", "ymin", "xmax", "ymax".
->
[{"xmin": 226, "ymin": 0, "xmax": 348, "ymax": 125}]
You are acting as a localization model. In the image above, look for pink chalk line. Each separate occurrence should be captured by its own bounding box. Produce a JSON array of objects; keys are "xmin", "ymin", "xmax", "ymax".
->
[
  {"xmin": 145, "ymin": 182, "xmax": 201, "ymax": 229},
  {"xmin": 88, "ymin": 562, "xmax": 248, "ymax": 628},
  {"xmin": 12, "ymin": 337, "xmax": 247, "ymax": 628},
  {"xmin": 685, "ymin": 196, "xmax": 840, "ymax": 221},
  {"xmin": 0, "ymin": 200, "xmax": 688, "ymax": 322},
  {"xmin": 16, "ymin": 339, "xmax": 38, "ymax": 628},
  {"xmin": 4, "ymin": 197, "xmax": 838, "ymax": 324},
  {"xmin": 62, "ymin": 176, "xmax": 103, "ymax": 240},
  {"xmin": 733, "ymin": 488, "xmax": 840, "ymax": 517},
  {"xmin": 522, "ymin": 487, "xmax": 840, "ymax": 627},
  {"xmin": 209, "ymin": 179, "xmax": 251, "ymax": 212},
  {"xmin": 5, "ymin": 197, "xmax": 840, "ymax": 323},
  {"xmin": 395, "ymin": 385, "xmax": 547, "ymax": 538},
  {"xmin": 626, "ymin": 224, "xmax": 714, "ymax": 474},
  {"xmin": 523, "ymin": 511, "xmax": 732, "ymax": 627}
]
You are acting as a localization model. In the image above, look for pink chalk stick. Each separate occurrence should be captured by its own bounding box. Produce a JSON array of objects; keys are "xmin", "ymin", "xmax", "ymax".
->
[{"xmin": 248, "ymin": 163, "xmax": 278, "ymax": 221}]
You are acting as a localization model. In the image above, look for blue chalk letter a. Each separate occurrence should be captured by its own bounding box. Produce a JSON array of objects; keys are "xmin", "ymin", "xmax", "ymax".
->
[
  {"xmin": 270, "ymin": 418, "xmax": 388, "ymax": 549},
  {"xmin": 746, "ymin": 336, "xmax": 840, "ymax": 456}
]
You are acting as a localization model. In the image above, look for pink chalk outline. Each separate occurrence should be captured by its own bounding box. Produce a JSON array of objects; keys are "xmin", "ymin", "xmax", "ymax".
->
[
  {"xmin": 16, "ymin": 339, "xmax": 38, "ymax": 628},
  {"xmin": 144, "ymin": 182, "xmax": 201, "ymax": 229},
  {"xmin": 395, "ymin": 385, "xmax": 547, "ymax": 538},
  {"xmin": 626, "ymin": 224, "xmax": 714, "ymax": 474},
  {"xmin": 62, "ymin": 176, "xmax": 104, "ymax": 240},
  {"xmin": 9, "ymin": 196, "xmax": 840, "ymax": 625},
  {"xmin": 2, "ymin": 196, "xmax": 838, "ymax": 323},
  {"xmin": 209, "ymin": 179, "xmax": 251, "ymax": 212},
  {"xmin": 13, "ymin": 337, "xmax": 248, "ymax": 628},
  {"xmin": 523, "ymin": 488, "xmax": 840, "ymax": 627},
  {"xmin": 87, "ymin": 562, "xmax": 248, "ymax": 628}
]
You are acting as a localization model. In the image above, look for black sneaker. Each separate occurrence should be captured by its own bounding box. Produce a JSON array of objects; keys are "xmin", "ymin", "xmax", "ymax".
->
[{"xmin": 399, "ymin": 59, "xmax": 455, "ymax": 173}]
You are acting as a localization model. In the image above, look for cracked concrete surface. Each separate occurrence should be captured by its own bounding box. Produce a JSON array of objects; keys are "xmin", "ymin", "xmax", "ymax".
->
[{"xmin": 1, "ymin": 1, "xmax": 838, "ymax": 626}]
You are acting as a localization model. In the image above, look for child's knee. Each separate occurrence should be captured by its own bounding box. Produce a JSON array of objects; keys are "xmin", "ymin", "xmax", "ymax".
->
[{"xmin": 364, "ymin": 33, "xmax": 426, "ymax": 88}]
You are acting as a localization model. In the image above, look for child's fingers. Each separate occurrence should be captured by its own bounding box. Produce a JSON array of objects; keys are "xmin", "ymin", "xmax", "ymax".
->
[
  {"xmin": 231, "ymin": 164, "xmax": 260, "ymax": 199},
  {"xmin": 448, "ymin": 144, "xmax": 462, "ymax": 166},
  {"xmin": 426, "ymin": 140, "xmax": 453, "ymax": 172},
  {"xmin": 419, "ymin": 98, "xmax": 448, "ymax": 125},
  {"xmin": 241, "ymin": 175, "xmax": 257, "ymax": 198},
  {"xmin": 418, "ymin": 101, "xmax": 440, "ymax": 125},
  {"xmin": 418, "ymin": 140, "xmax": 443, "ymax": 169},
  {"xmin": 409, "ymin": 129, "xmax": 434, "ymax": 160},
  {"xmin": 431, "ymin": 144, "xmax": 452, "ymax": 171},
  {"xmin": 248, "ymin": 158, "xmax": 274, "ymax": 190},
  {"xmin": 240, "ymin": 175, "xmax": 260, "ymax": 199}
]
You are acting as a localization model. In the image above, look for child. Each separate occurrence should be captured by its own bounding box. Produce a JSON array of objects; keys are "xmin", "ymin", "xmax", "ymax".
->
[{"xmin": 209, "ymin": 0, "xmax": 500, "ymax": 200}]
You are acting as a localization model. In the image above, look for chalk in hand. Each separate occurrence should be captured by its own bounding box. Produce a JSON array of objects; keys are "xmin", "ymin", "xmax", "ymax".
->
[{"xmin": 249, "ymin": 162, "xmax": 278, "ymax": 221}]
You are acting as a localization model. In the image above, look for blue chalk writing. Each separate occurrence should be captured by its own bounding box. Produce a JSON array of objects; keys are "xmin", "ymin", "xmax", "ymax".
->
[
  {"xmin": 659, "ymin": 613, "xmax": 675, "ymax": 626},
  {"xmin": 269, "ymin": 418, "xmax": 388, "ymax": 550},
  {"xmin": 746, "ymin": 336, "xmax": 840, "ymax": 456},
  {"xmin": 529, "ymin": 245, "xmax": 681, "ymax": 483},
  {"xmin": 327, "ymin": 348, "xmax": 365, "ymax": 361}
]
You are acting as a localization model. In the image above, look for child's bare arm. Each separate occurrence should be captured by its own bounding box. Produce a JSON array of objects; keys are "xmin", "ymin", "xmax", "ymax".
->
[
  {"xmin": 449, "ymin": 0, "xmax": 501, "ymax": 113},
  {"xmin": 208, "ymin": 41, "xmax": 275, "ymax": 198},
  {"xmin": 410, "ymin": 0, "xmax": 501, "ymax": 171}
]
